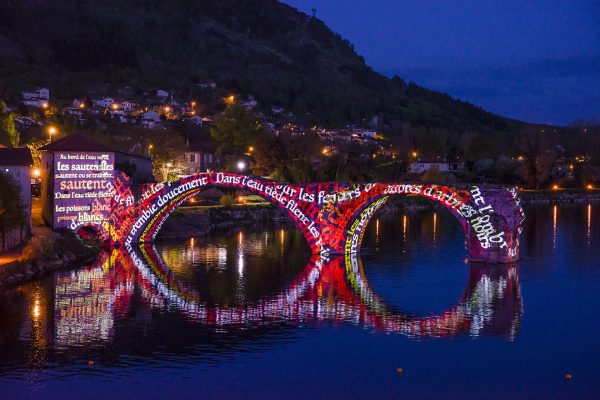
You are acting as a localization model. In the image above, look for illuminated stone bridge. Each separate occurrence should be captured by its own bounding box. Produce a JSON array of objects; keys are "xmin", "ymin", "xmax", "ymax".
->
[{"xmin": 97, "ymin": 172, "xmax": 525, "ymax": 264}]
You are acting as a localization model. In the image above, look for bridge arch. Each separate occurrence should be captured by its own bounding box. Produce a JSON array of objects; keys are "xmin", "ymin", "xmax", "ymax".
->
[
  {"xmin": 340, "ymin": 184, "xmax": 524, "ymax": 263},
  {"xmin": 112, "ymin": 173, "xmax": 524, "ymax": 263},
  {"xmin": 122, "ymin": 172, "xmax": 325, "ymax": 251}
]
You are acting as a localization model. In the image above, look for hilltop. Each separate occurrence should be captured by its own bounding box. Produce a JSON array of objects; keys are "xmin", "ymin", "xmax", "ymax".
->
[{"xmin": 0, "ymin": 0, "xmax": 517, "ymax": 138}]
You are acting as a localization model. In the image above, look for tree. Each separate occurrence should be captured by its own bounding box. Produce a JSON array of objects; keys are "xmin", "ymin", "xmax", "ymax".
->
[
  {"xmin": 0, "ymin": 101, "xmax": 19, "ymax": 147},
  {"xmin": 210, "ymin": 102, "xmax": 264, "ymax": 157},
  {"xmin": 422, "ymin": 165, "xmax": 446, "ymax": 183},
  {"xmin": 0, "ymin": 172, "xmax": 26, "ymax": 251},
  {"xmin": 517, "ymin": 126, "xmax": 557, "ymax": 189},
  {"xmin": 251, "ymin": 134, "xmax": 286, "ymax": 177}
]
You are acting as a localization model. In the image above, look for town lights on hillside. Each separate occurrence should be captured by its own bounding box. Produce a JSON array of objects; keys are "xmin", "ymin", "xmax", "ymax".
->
[{"xmin": 237, "ymin": 160, "xmax": 246, "ymax": 172}]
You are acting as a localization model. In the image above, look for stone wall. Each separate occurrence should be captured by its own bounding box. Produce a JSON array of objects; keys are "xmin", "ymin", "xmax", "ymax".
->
[{"xmin": 0, "ymin": 225, "xmax": 30, "ymax": 252}]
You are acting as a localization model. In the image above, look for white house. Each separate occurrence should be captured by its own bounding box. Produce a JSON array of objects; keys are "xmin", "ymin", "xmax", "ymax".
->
[
  {"xmin": 22, "ymin": 88, "xmax": 49, "ymax": 100},
  {"xmin": 190, "ymin": 115, "xmax": 203, "ymax": 126},
  {"xmin": 141, "ymin": 111, "xmax": 161, "ymax": 129},
  {"xmin": 92, "ymin": 97, "xmax": 114, "ymax": 108},
  {"xmin": 156, "ymin": 90, "xmax": 169, "ymax": 99},
  {"xmin": 197, "ymin": 81, "xmax": 217, "ymax": 90},
  {"xmin": 14, "ymin": 117, "xmax": 37, "ymax": 129},
  {"xmin": 120, "ymin": 100, "xmax": 137, "ymax": 112},
  {"xmin": 183, "ymin": 139, "xmax": 219, "ymax": 174},
  {"xmin": 410, "ymin": 159, "xmax": 465, "ymax": 174},
  {"xmin": 72, "ymin": 99, "xmax": 85, "ymax": 108}
]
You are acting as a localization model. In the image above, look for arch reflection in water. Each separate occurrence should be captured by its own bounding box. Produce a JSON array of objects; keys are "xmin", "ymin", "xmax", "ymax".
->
[{"xmin": 113, "ymin": 244, "xmax": 522, "ymax": 340}]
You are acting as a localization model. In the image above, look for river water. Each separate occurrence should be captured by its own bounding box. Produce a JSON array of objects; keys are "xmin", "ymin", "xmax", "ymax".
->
[{"xmin": 0, "ymin": 204, "xmax": 599, "ymax": 399}]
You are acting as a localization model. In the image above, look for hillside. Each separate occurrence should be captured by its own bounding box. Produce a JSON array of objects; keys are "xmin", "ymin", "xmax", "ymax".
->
[{"xmin": 0, "ymin": 0, "xmax": 517, "ymax": 136}]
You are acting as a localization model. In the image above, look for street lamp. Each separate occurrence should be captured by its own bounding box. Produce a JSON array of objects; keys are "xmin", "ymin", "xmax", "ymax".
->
[
  {"xmin": 237, "ymin": 160, "xmax": 246, "ymax": 172},
  {"xmin": 48, "ymin": 126, "xmax": 57, "ymax": 142}
]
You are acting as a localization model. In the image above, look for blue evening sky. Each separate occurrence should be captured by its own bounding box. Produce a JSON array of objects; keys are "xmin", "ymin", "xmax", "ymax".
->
[{"xmin": 284, "ymin": 0, "xmax": 600, "ymax": 125}]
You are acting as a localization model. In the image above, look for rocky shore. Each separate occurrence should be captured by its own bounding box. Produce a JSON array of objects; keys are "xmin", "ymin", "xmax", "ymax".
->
[{"xmin": 0, "ymin": 230, "xmax": 100, "ymax": 288}]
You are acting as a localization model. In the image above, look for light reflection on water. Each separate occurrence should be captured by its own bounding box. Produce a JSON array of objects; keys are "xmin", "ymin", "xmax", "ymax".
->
[{"xmin": 1, "ymin": 204, "xmax": 599, "ymax": 399}]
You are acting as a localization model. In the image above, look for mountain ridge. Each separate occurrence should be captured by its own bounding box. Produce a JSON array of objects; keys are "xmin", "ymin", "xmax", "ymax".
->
[{"xmin": 0, "ymin": 0, "xmax": 520, "ymax": 138}]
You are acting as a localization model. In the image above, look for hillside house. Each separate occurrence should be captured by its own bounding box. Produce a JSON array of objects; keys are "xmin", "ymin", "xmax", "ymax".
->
[
  {"xmin": 22, "ymin": 88, "xmax": 49, "ymax": 108},
  {"xmin": 410, "ymin": 159, "xmax": 465, "ymax": 174},
  {"xmin": 92, "ymin": 97, "xmax": 114, "ymax": 108},
  {"xmin": 182, "ymin": 139, "xmax": 219, "ymax": 175},
  {"xmin": 22, "ymin": 88, "xmax": 49, "ymax": 100}
]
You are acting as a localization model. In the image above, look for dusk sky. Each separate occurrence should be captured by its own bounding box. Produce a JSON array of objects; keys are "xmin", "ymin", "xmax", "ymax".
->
[{"xmin": 284, "ymin": 0, "xmax": 600, "ymax": 126}]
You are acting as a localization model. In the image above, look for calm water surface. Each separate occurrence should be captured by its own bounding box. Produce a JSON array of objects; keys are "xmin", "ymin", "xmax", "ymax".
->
[{"xmin": 0, "ymin": 204, "xmax": 599, "ymax": 399}]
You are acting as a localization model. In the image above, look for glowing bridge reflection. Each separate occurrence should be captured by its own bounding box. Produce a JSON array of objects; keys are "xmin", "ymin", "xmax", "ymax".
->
[{"xmin": 114, "ymin": 245, "xmax": 522, "ymax": 339}]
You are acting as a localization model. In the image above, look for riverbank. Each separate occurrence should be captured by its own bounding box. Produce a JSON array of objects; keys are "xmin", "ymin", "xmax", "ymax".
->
[
  {"xmin": 0, "ymin": 229, "xmax": 101, "ymax": 288},
  {"xmin": 520, "ymin": 189, "xmax": 600, "ymax": 204},
  {"xmin": 0, "ymin": 198, "xmax": 102, "ymax": 288}
]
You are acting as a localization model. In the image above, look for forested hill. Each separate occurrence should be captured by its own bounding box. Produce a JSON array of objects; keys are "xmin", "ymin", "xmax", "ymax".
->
[{"xmin": 0, "ymin": 0, "xmax": 517, "ymax": 135}]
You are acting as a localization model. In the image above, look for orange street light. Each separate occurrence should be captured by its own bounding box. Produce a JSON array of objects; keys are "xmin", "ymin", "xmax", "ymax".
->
[
  {"xmin": 552, "ymin": 184, "xmax": 560, "ymax": 190},
  {"xmin": 42, "ymin": 102, "xmax": 48, "ymax": 109},
  {"xmin": 48, "ymin": 126, "xmax": 57, "ymax": 142},
  {"xmin": 248, "ymin": 146, "xmax": 254, "ymax": 153},
  {"xmin": 412, "ymin": 151, "xmax": 418, "ymax": 158},
  {"xmin": 587, "ymin": 184, "xmax": 594, "ymax": 190},
  {"xmin": 225, "ymin": 95, "xmax": 235, "ymax": 104},
  {"xmin": 32, "ymin": 168, "xmax": 40, "ymax": 178},
  {"xmin": 191, "ymin": 101, "xmax": 196, "ymax": 107},
  {"xmin": 111, "ymin": 103, "xmax": 119, "ymax": 110}
]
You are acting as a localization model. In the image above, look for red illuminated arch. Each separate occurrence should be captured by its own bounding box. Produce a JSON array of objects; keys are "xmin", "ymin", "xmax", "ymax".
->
[{"xmin": 108, "ymin": 172, "xmax": 524, "ymax": 264}]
